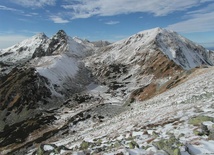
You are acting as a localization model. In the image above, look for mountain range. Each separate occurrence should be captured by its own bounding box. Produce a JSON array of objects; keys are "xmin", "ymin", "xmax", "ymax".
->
[{"xmin": 0, "ymin": 27, "xmax": 214, "ymax": 155}]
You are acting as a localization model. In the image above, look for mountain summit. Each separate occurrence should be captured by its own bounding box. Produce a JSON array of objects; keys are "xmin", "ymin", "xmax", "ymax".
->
[
  {"xmin": 88, "ymin": 27, "xmax": 211, "ymax": 70},
  {"xmin": 0, "ymin": 28, "xmax": 214, "ymax": 154}
]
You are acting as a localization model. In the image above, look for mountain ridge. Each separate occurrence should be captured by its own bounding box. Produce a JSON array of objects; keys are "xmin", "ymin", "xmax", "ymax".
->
[
  {"xmin": 85, "ymin": 27, "xmax": 212, "ymax": 102},
  {"xmin": 92, "ymin": 27, "xmax": 212, "ymax": 69}
]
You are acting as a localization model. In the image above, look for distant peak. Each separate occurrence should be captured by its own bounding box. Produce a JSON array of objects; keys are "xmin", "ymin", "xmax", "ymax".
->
[
  {"xmin": 134, "ymin": 27, "xmax": 175, "ymax": 40},
  {"xmin": 145, "ymin": 27, "xmax": 163, "ymax": 31},
  {"xmin": 73, "ymin": 36, "xmax": 81, "ymax": 40},
  {"xmin": 153, "ymin": 27, "xmax": 162, "ymax": 31},
  {"xmin": 53, "ymin": 30, "xmax": 68, "ymax": 40},
  {"xmin": 34, "ymin": 32, "xmax": 47, "ymax": 39},
  {"xmin": 56, "ymin": 30, "xmax": 67, "ymax": 36},
  {"xmin": 137, "ymin": 27, "xmax": 160, "ymax": 34}
]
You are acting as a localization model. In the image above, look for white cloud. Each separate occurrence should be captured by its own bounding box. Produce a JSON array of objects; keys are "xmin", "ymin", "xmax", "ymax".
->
[
  {"xmin": 200, "ymin": 0, "xmax": 214, "ymax": 2},
  {"xmin": 105, "ymin": 21, "xmax": 120, "ymax": 25},
  {"xmin": 50, "ymin": 15, "xmax": 69, "ymax": 24},
  {"xmin": 187, "ymin": 3, "xmax": 214, "ymax": 14},
  {"xmin": 24, "ymin": 12, "xmax": 39, "ymax": 17},
  {"xmin": 10, "ymin": 0, "xmax": 56, "ymax": 7},
  {"xmin": 0, "ymin": 35, "xmax": 29, "ymax": 49},
  {"xmin": 166, "ymin": 11, "xmax": 214, "ymax": 33},
  {"xmin": 0, "ymin": 5, "xmax": 24, "ymax": 13},
  {"xmin": 62, "ymin": 0, "xmax": 210, "ymax": 19}
]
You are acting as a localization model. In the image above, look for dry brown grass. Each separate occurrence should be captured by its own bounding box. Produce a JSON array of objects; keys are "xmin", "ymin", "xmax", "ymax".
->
[
  {"xmin": 133, "ymin": 50, "xmax": 186, "ymax": 101},
  {"xmin": 139, "ymin": 51, "xmax": 182, "ymax": 78},
  {"xmin": 138, "ymin": 83, "xmax": 157, "ymax": 101}
]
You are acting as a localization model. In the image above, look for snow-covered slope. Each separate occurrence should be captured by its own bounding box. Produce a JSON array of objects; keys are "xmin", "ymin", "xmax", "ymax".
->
[
  {"xmin": 71, "ymin": 67, "xmax": 214, "ymax": 155},
  {"xmin": 88, "ymin": 27, "xmax": 212, "ymax": 70},
  {"xmin": 0, "ymin": 33, "xmax": 47, "ymax": 63},
  {"xmin": 0, "ymin": 30, "xmax": 96, "ymax": 97},
  {"xmin": 29, "ymin": 30, "xmax": 96, "ymax": 97},
  {"xmin": 0, "ymin": 33, "xmax": 48, "ymax": 75},
  {"xmin": 155, "ymin": 28, "xmax": 212, "ymax": 69}
]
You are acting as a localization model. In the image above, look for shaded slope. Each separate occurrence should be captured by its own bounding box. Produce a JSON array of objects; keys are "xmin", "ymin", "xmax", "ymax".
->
[{"xmin": 0, "ymin": 67, "xmax": 57, "ymax": 147}]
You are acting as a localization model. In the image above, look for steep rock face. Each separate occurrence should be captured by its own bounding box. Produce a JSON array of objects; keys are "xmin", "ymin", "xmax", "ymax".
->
[
  {"xmin": 32, "ymin": 30, "xmax": 68, "ymax": 58},
  {"xmin": 154, "ymin": 28, "xmax": 212, "ymax": 69}
]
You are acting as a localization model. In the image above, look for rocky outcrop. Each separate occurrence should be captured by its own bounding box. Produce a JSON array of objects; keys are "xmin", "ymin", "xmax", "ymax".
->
[
  {"xmin": 0, "ymin": 67, "xmax": 51, "ymax": 110},
  {"xmin": 32, "ymin": 30, "xmax": 68, "ymax": 58}
]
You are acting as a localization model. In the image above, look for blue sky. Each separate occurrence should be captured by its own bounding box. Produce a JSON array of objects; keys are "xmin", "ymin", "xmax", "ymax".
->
[{"xmin": 0, "ymin": 0, "xmax": 214, "ymax": 49}]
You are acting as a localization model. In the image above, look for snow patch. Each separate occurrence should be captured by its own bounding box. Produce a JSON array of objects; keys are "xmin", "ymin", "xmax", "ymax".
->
[{"xmin": 34, "ymin": 54, "xmax": 78, "ymax": 85}]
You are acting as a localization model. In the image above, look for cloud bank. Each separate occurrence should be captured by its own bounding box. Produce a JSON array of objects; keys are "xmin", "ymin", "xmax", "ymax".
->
[
  {"xmin": 62, "ymin": 0, "xmax": 211, "ymax": 18},
  {"xmin": 105, "ymin": 21, "xmax": 120, "ymax": 25},
  {"xmin": 5, "ymin": 0, "xmax": 214, "ymax": 32},
  {"xmin": 50, "ymin": 15, "xmax": 69, "ymax": 23},
  {"xmin": 0, "ymin": 5, "xmax": 24, "ymax": 13},
  {"xmin": 166, "ymin": 3, "xmax": 214, "ymax": 33},
  {"xmin": 10, "ymin": 0, "xmax": 56, "ymax": 8}
]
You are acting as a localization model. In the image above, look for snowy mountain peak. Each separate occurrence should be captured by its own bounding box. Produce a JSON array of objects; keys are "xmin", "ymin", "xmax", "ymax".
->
[
  {"xmin": 135, "ymin": 27, "xmax": 165, "ymax": 37},
  {"xmin": 33, "ymin": 32, "xmax": 48, "ymax": 40},
  {"xmin": 138, "ymin": 26, "xmax": 162, "ymax": 34},
  {"xmin": 0, "ymin": 32, "xmax": 49, "ymax": 75},
  {"xmin": 53, "ymin": 30, "xmax": 68, "ymax": 40},
  {"xmin": 57, "ymin": 29, "xmax": 67, "ymax": 35},
  {"xmin": 111, "ymin": 27, "xmax": 212, "ymax": 70}
]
